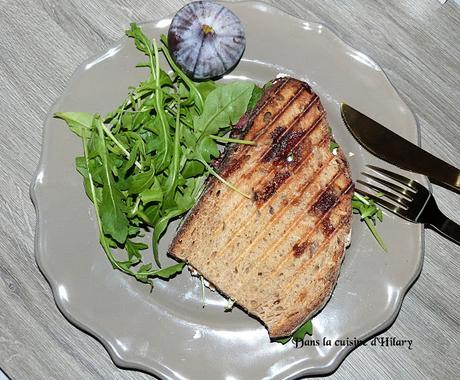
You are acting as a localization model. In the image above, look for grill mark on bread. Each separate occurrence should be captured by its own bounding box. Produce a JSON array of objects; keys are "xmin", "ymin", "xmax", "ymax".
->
[
  {"xmin": 252, "ymin": 80, "xmax": 310, "ymax": 134},
  {"xmin": 238, "ymin": 170, "xmax": 347, "ymax": 277},
  {"xmin": 251, "ymin": 112, "xmax": 325, "ymax": 205},
  {"xmin": 263, "ymin": 129, "xmax": 308, "ymax": 164},
  {"xmin": 213, "ymin": 83, "xmax": 318, "ymax": 211},
  {"xmin": 212, "ymin": 135, "xmax": 332, "ymax": 258},
  {"xmin": 244, "ymin": 108, "xmax": 323, "ymax": 197},
  {"xmin": 210, "ymin": 109, "xmax": 328, "ymax": 238},
  {"xmin": 270, "ymin": 126, "xmax": 286, "ymax": 143},
  {"xmin": 321, "ymin": 217, "xmax": 335, "ymax": 236},
  {"xmin": 219, "ymin": 154, "xmax": 250, "ymax": 178},
  {"xmin": 214, "ymin": 111, "xmax": 325, "ymax": 237},
  {"xmin": 248, "ymin": 82, "xmax": 306, "ymax": 140},
  {"xmin": 253, "ymin": 171, "xmax": 292, "ymax": 204},
  {"xmin": 233, "ymin": 162, "xmax": 342, "ymax": 271},
  {"xmin": 212, "ymin": 83, "xmax": 312, "ymax": 208},
  {"xmin": 252, "ymin": 78, "xmax": 291, "ymax": 117},
  {"xmin": 293, "ymin": 241, "xmax": 310, "ymax": 258},
  {"xmin": 293, "ymin": 216, "xmax": 351, "ymax": 304},
  {"xmin": 236, "ymin": 177, "xmax": 352, "ymax": 306},
  {"xmin": 259, "ymin": 96, "xmax": 320, "ymax": 163},
  {"xmin": 284, "ymin": 135, "xmax": 335, "ymax": 209},
  {"xmin": 281, "ymin": 183, "xmax": 354, "ymax": 294},
  {"xmin": 276, "ymin": 184, "xmax": 353, "ymax": 273},
  {"xmin": 311, "ymin": 190, "xmax": 338, "ymax": 216}
]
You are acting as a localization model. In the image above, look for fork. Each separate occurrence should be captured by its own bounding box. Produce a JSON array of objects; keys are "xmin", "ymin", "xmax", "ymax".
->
[{"xmin": 356, "ymin": 165, "xmax": 460, "ymax": 245}]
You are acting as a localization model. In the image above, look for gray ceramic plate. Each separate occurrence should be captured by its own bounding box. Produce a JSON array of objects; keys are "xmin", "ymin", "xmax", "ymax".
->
[{"xmin": 31, "ymin": 2, "xmax": 426, "ymax": 379}]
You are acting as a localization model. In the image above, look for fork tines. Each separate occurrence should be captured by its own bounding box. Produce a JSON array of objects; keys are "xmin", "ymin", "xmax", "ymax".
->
[
  {"xmin": 356, "ymin": 165, "xmax": 421, "ymax": 217},
  {"xmin": 366, "ymin": 165, "xmax": 420, "ymax": 190}
]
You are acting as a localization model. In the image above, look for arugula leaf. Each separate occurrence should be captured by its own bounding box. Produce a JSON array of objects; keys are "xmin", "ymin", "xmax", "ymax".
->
[
  {"xmin": 119, "ymin": 142, "xmax": 140, "ymax": 178},
  {"xmin": 182, "ymin": 161, "xmax": 205, "ymax": 178},
  {"xmin": 160, "ymin": 34, "xmax": 204, "ymax": 112},
  {"xmin": 152, "ymin": 208, "xmax": 188, "ymax": 266},
  {"xmin": 197, "ymin": 136, "xmax": 220, "ymax": 162},
  {"xmin": 139, "ymin": 181, "xmax": 163, "ymax": 204},
  {"xmin": 125, "ymin": 23, "xmax": 155, "ymax": 62},
  {"xmin": 75, "ymin": 156, "xmax": 88, "ymax": 177},
  {"xmin": 94, "ymin": 116, "xmax": 129, "ymax": 244},
  {"xmin": 121, "ymin": 163, "xmax": 156, "ymax": 194},
  {"xmin": 329, "ymin": 140, "xmax": 339, "ymax": 152},
  {"xmin": 263, "ymin": 81, "xmax": 273, "ymax": 91},
  {"xmin": 276, "ymin": 319, "xmax": 313, "ymax": 345},
  {"xmin": 247, "ymin": 84, "xmax": 263, "ymax": 111},
  {"xmin": 135, "ymin": 262, "xmax": 185, "ymax": 283},
  {"xmin": 164, "ymin": 106, "xmax": 182, "ymax": 196},
  {"xmin": 154, "ymin": 262, "xmax": 186, "ymax": 279},
  {"xmin": 100, "ymin": 185, "xmax": 128, "ymax": 244},
  {"xmin": 82, "ymin": 131, "xmax": 133, "ymax": 276},
  {"xmin": 126, "ymin": 240, "xmax": 148, "ymax": 262},
  {"xmin": 196, "ymin": 81, "xmax": 218, "ymax": 101},
  {"xmin": 293, "ymin": 320, "xmax": 313, "ymax": 341},
  {"xmin": 194, "ymin": 81, "xmax": 255, "ymax": 138},
  {"xmin": 75, "ymin": 156, "xmax": 96, "ymax": 201},
  {"xmin": 276, "ymin": 336, "xmax": 291, "ymax": 345},
  {"xmin": 353, "ymin": 192, "xmax": 387, "ymax": 251},
  {"xmin": 54, "ymin": 112, "xmax": 94, "ymax": 137}
]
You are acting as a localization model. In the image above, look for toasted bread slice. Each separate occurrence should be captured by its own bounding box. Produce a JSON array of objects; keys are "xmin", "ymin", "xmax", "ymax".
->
[{"xmin": 169, "ymin": 77, "xmax": 353, "ymax": 338}]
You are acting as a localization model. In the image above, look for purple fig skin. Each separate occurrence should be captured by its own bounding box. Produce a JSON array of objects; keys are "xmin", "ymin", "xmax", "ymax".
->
[{"xmin": 168, "ymin": 1, "xmax": 246, "ymax": 80}]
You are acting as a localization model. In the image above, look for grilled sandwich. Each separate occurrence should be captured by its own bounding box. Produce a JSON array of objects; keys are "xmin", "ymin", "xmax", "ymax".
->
[{"xmin": 169, "ymin": 77, "xmax": 353, "ymax": 338}]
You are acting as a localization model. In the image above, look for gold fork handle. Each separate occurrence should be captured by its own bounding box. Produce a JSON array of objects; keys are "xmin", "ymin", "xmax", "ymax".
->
[{"xmin": 428, "ymin": 213, "xmax": 460, "ymax": 246}]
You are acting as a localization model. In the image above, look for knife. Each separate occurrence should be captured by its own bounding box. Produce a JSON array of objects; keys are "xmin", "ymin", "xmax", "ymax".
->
[{"xmin": 341, "ymin": 103, "xmax": 460, "ymax": 193}]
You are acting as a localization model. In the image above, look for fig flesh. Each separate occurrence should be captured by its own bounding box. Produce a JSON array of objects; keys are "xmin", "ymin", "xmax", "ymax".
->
[{"xmin": 168, "ymin": 1, "xmax": 246, "ymax": 80}]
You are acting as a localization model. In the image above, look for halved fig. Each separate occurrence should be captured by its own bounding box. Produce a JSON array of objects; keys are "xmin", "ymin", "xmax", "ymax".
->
[{"xmin": 168, "ymin": 1, "xmax": 246, "ymax": 80}]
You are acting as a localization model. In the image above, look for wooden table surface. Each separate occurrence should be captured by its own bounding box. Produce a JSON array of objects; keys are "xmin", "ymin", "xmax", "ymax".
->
[{"xmin": 0, "ymin": 0, "xmax": 459, "ymax": 379}]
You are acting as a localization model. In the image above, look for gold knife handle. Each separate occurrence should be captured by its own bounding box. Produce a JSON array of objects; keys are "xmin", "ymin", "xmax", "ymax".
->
[
  {"xmin": 341, "ymin": 103, "xmax": 460, "ymax": 193},
  {"xmin": 426, "ymin": 204, "xmax": 460, "ymax": 246}
]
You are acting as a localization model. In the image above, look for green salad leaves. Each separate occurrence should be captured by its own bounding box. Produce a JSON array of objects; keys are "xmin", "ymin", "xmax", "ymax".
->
[
  {"xmin": 352, "ymin": 192, "xmax": 386, "ymax": 251},
  {"xmin": 55, "ymin": 23, "xmax": 256, "ymax": 285},
  {"xmin": 276, "ymin": 320, "xmax": 313, "ymax": 344}
]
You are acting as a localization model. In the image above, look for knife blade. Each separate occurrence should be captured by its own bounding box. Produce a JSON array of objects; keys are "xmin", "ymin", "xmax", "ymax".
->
[{"xmin": 341, "ymin": 103, "xmax": 460, "ymax": 192}]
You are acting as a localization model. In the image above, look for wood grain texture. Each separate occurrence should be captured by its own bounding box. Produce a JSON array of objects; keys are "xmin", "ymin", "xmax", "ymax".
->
[{"xmin": 0, "ymin": 0, "xmax": 458, "ymax": 379}]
